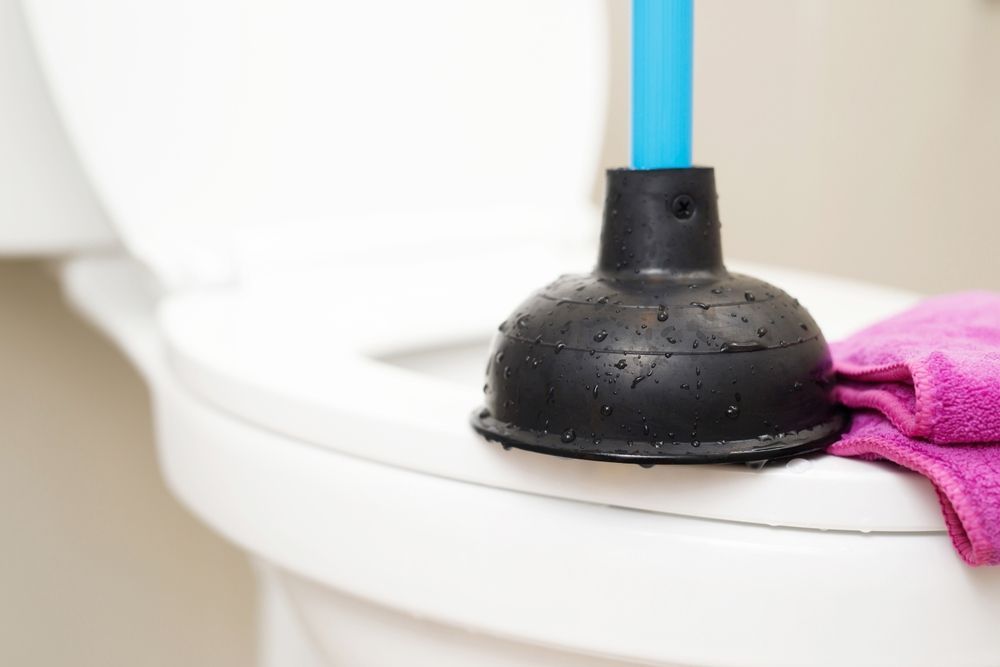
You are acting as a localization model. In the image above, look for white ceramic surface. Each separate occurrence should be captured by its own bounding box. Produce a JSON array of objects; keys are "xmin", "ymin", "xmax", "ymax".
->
[
  {"xmin": 0, "ymin": 0, "xmax": 112, "ymax": 253},
  {"xmin": 62, "ymin": 254, "xmax": 1000, "ymax": 667},
  {"xmin": 21, "ymin": 0, "xmax": 607, "ymax": 285},
  {"xmin": 156, "ymin": 244, "xmax": 936, "ymax": 533}
]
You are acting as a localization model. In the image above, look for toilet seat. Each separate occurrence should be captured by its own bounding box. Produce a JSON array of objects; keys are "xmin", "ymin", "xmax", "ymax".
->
[{"xmin": 150, "ymin": 240, "xmax": 943, "ymax": 533}]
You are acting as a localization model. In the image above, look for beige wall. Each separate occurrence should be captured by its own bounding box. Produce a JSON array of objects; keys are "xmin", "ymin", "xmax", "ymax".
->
[
  {"xmin": 0, "ymin": 261, "xmax": 254, "ymax": 667},
  {"xmin": 600, "ymin": 0, "xmax": 1000, "ymax": 294}
]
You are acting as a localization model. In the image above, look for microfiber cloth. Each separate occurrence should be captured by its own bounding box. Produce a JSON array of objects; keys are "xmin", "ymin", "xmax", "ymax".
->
[
  {"xmin": 826, "ymin": 292, "xmax": 1000, "ymax": 566},
  {"xmin": 832, "ymin": 291, "xmax": 1000, "ymax": 443}
]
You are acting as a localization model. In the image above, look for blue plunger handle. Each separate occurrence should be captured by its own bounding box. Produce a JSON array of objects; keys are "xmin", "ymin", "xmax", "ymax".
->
[{"xmin": 631, "ymin": 0, "xmax": 694, "ymax": 169}]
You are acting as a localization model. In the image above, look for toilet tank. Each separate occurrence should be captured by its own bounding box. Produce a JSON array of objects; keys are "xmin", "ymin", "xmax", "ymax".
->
[
  {"xmin": 16, "ymin": 0, "xmax": 609, "ymax": 279},
  {"xmin": 0, "ymin": 0, "xmax": 113, "ymax": 255}
]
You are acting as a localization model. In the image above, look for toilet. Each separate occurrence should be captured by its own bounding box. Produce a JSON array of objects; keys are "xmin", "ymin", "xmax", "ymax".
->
[{"xmin": 6, "ymin": 0, "xmax": 1000, "ymax": 665}]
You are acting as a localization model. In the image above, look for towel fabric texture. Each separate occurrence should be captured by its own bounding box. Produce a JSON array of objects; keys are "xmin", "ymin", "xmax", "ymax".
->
[{"xmin": 828, "ymin": 292, "xmax": 1000, "ymax": 566}]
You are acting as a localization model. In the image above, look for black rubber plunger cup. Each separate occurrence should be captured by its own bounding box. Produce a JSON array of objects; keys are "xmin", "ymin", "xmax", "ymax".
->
[{"xmin": 471, "ymin": 167, "xmax": 844, "ymax": 464}]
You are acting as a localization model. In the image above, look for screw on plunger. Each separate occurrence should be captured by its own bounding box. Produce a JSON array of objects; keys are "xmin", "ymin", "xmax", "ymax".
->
[{"xmin": 671, "ymin": 194, "xmax": 694, "ymax": 219}]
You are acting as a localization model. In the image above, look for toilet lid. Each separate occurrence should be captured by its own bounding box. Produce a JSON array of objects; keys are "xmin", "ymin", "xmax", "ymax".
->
[
  {"xmin": 23, "ymin": 0, "xmax": 607, "ymax": 287},
  {"xmin": 157, "ymin": 242, "xmax": 943, "ymax": 533}
]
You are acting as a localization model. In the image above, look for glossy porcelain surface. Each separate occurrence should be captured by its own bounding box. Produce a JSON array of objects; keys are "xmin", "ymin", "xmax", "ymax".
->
[{"xmin": 61, "ymin": 253, "xmax": 1000, "ymax": 666}]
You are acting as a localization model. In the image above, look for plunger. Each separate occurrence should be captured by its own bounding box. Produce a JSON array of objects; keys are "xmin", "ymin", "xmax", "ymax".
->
[{"xmin": 471, "ymin": 0, "xmax": 844, "ymax": 464}]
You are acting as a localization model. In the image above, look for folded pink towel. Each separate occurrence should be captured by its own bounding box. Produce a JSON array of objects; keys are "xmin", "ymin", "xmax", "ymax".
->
[
  {"xmin": 827, "ymin": 292, "xmax": 1000, "ymax": 566},
  {"xmin": 832, "ymin": 291, "xmax": 1000, "ymax": 443}
]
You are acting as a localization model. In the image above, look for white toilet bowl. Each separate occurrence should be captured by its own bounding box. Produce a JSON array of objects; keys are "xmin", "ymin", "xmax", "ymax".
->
[
  {"xmin": 59, "ymin": 250, "xmax": 1000, "ymax": 667},
  {"xmin": 6, "ymin": 0, "xmax": 1000, "ymax": 664}
]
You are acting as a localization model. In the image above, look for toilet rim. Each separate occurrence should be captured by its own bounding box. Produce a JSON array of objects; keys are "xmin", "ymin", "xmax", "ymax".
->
[{"xmin": 151, "ymin": 244, "xmax": 943, "ymax": 534}]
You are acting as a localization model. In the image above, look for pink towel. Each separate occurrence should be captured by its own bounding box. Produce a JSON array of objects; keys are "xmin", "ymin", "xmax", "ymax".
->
[
  {"xmin": 827, "ymin": 292, "xmax": 1000, "ymax": 566},
  {"xmin": 832, "ymin": 291, "xmax": 1000, "ymax": 443}
]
